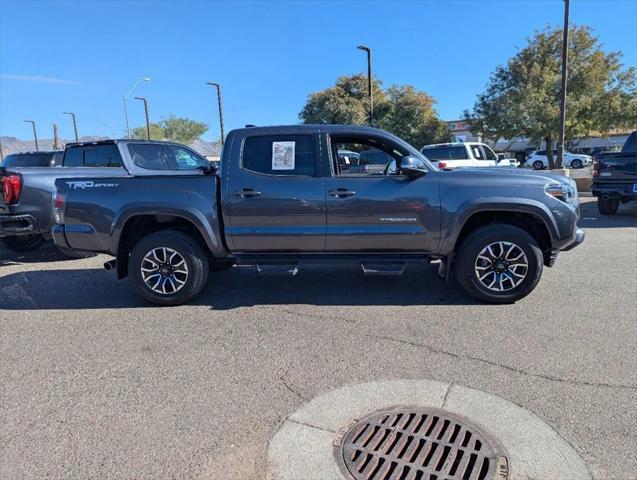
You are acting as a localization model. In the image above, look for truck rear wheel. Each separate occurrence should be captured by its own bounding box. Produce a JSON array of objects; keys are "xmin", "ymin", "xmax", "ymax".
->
[
  {"xmin": 597, "ymin": 196, "xmax": 619, "ymax": 215},
  {"xmin": 1, "ymin": 234, "xmax": 45, "ymax": 252},
  {"xmin": 129, "ymin": 230, "xmax": 209, "ymax": 306},
  {"xmin": 456, "ymin": 224, "xmax": 543, "ymax": 303}
]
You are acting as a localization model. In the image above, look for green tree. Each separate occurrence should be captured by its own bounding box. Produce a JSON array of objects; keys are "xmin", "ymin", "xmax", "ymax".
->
[
  {"xmin": 132, "ymin": 116, "xmax": 208, "ymax": 144},
  {"xmin": 464, "ymin": 25, "xmax": 637, "ymax": 168},
  {"xmin": 299, "ymin": 75, "xmax": 450, "ymax": 146}
]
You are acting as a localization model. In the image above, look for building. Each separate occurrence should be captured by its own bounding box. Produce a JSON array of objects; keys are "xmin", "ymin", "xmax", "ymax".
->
[{"xmin": 446, "ymin": 120, "xmax": 481, "ymax": 143}]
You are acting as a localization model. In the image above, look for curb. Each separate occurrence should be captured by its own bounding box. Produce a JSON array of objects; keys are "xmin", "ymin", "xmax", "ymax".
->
[{"xmin": 267, "ymin": 379, "xmax": 590, "ymax": 480}]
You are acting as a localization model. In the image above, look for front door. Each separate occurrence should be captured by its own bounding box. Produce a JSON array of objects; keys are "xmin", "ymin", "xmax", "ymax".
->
[
  {"xmin": 323, "ymin": 133, "xmax": 440, "ymax": 252},
  {"xmin": 224, "ymin": 133, "xmax": 326, "ymax": 252}
]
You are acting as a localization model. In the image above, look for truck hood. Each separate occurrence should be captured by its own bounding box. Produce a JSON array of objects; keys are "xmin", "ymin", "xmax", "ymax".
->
[{"xmin": 441, "ymin": 167, "xmax": 571, "ymax": 187}]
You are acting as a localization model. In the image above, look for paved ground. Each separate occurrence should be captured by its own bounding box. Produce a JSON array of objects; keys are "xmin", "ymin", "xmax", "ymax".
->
[{"xmin": 1, "ymin": 198, "xmax": 636, "ymax": 480}]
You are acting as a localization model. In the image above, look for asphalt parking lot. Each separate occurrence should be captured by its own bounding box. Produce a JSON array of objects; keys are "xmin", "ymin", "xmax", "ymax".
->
[{"xmin": 1, "ymin": 198, "xmax": 636, "ymax": 479}]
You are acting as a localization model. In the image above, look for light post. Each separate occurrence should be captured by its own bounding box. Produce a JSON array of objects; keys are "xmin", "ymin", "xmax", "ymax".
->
[
  {"xmin": 123, "ymin": 76, "xmax": 150, "ymax": 137},
  {"xmin": 357, "ymin": 45, "xmax": 373, "ymax": 125},
  {"xmin": 206, "ymin": 82, "xmax": 225, "ymax": 145},
  {"xmin": 53, "ymin": 123, "xmax": 60, "ymax": 150},
  {"xmin": 24, "ymin": 120, "xmax": 39, "ymax": 151},
  {"xmin": 134, "ymin": 96, "xmax": 151, "ymax": 140},
  {"xmin": 556, "ymin": 0, "xmax": 570, "ymax": 169},
  {"xmin": 63, "ymin": 111, "xmax": 79, "ymax": 142}
]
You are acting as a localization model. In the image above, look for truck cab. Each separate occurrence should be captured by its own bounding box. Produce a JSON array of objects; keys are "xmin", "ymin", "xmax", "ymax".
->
[{"xmin": 421, "ymin": 142, "xmax": 516, "ymax": 169}]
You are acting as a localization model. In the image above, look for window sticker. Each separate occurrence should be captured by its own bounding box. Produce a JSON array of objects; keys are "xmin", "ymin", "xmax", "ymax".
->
[{"xmin": 272, "ymin": 141, "xmax": 295, "ymax": 170}]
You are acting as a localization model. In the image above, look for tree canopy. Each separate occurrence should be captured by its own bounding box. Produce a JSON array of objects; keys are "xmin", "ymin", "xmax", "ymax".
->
[
  {"xmin": 132, "ymin": 116, "xmax": 208, "ymax": 145},
  {"xmin": 299, "ymin": 74, "xmax": 450, "ymax": 148},
  {"xmin": 464, "ymin": 25, "xmax": 637, "ymax": 167}
]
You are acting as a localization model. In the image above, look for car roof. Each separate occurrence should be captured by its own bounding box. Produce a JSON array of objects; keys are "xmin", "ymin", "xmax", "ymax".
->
[
  {"xmin": 422, "ymin": 142, "xmax": 469, "ymax": 148},
  {"xmin": 65, "ymin": 139, "xmax": 190, "ymax": 148},
  {"xmin": 5, "ymin": 150, "xmax": 59, "ymax": 155}
]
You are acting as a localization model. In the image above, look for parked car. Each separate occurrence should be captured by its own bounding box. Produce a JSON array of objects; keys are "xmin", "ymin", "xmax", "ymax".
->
[
  {"xmin": 421, "ymin": 142, "xmax": 517, "ymax": 169},
  {"xmin": 527, "ymin": 150, "xmax": 592, "ymax": 170},
  {"xmin": 1, "ymin": 142, "xmax": 129, "ymax": 253},
  {"xmin": 347, "ymin": 148, "xmax": 391, "ymax": 174},
  {"xmin": 592, "ymin": 131, "xmax": 637, "ymax": 215},
  {"xmin": 1, "ymin": 150, "xmax": 63, "ymax": 168},
  {"xmin": 52, "ymin": 126, "xmax": 583, "ymax": 306},
  {"xmin": 336, "ymin": 149, "xmax": 360, "ymax": 172}
]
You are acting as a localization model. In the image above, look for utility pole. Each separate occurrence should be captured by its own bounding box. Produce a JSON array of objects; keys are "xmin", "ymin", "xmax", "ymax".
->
[
  {"xmin": 123, "ymin": 77, "xmax": 151, "ymax": 138},
  {"xmin": 135, "ymin": 97, "xmax": 151, "ymax": 140},
  {"xmin": 24, "ymin": 120, "xmax": 39, "ymax": 151},
  {"xmin": 556, "ymin": 0, "xmax": 570, "ymax": 169},
  {"xmin": 206, "ymin": 82, "xmax": 225, "ymax": 145},
  {"xmin": 53, "ymin": 123, "xmax": 60, "ymax": 150},
  {"xmin": 357, "ymin": 45, "xmax": 373, "ymax": 125},
  {"xmin": 63, "ymin": 112, "xmax": 79, "ymax": 142}
]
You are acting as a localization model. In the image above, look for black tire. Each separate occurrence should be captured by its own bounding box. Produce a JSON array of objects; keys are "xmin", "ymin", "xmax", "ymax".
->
[
  {"xmin": 210, "ymin": 259, "xmax": 236, "ymax": 271},
  {"xmin": 597, "ymin": 196, "xmax": 619, "ymax": 215},
  {"xmin": 56, "ymin": 246, "xmax": 97, "ymax": 259},
  {"xmin": 128, "ymin": 230, "xmax": 209, "ymax": 306},
  {"xmin": 532, "ymin": 160, "xmax": 544, "ymax": 170},
  {"xmin": 456, "ymin": 224, "xmax": 543, "ymax": 304},
  {"xmin": 570, "ymin": 159, "xmax": 583, "ymax": 169},
  {"xmin": 1, "ymin": 234, "xmax": 45, "ymax": 252}
]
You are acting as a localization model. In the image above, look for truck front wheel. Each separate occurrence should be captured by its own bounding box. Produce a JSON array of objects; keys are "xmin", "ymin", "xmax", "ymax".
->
[
  {"xmin": 129, "ymin": 230, "xmax": 209, "ymax": 306},
  {"xmin": 597, "ymin": 196, "xmax": 619, "ymax": 215},
  {"xmin": 455, "ymin": 224, "xmax": 543, "ymax": 303}
]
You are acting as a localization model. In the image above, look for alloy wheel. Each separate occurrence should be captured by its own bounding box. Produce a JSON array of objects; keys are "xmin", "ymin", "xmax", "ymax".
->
[
  {"xmin": 140, "ymin": 247, "xmax": 189, "ymax": 295},
  {"xmin": 474, "ymin": 241, "xmax": 528, "ymax": 292}
]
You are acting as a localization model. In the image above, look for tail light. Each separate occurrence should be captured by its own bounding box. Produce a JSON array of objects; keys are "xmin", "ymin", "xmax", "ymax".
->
[
  {"xmin": 53, "ymin": 192, "xmax": 66, "ymax": 224},
  {"xmin": 438, "ymin": 161, "xmax": 447, "ymax": 169},
  {"xmin": 592, "ymin": 160, "xmax": 599, "ymax": 177},
  {"xmin": 1, "ymin": 173, "xmax": 22, "ymax": 205}
]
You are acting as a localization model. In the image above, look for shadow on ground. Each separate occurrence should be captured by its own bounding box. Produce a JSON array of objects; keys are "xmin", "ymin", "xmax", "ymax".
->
[
  {"xmin": 0, "ymin": 241, "xmax": 69, "ymax": 266},
  {"xmin": 0, "ymin": 263, "xmax": 477, "ymax": 310},
  {"xmin": 578, "ymin": 198, "xmax": 637, "ymax": 229}
]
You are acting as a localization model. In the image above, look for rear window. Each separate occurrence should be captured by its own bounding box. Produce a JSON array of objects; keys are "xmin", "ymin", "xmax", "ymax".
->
[
  {"xmin": 242, "ymin": 135, "xmax": 316, "ymax": 176},
  {"xmin": 421, "ymin": 146, "xmax": 468, "ymax": 160},
  {"xmin": 63, "ymin": 145, "xmax": 122, "ymax": 167},
  {"xmin": 1, "ymin": 152, "xmax": 54, "ymax": 167},
  {"xmin": 128, "ymin": 143, "xmax": 208, "ymax": 170}
]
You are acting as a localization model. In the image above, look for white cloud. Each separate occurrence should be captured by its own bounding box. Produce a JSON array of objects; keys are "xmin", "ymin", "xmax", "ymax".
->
[{"xmin": 0, "ymin": 74, "xmax": 81, "ymax": 86}]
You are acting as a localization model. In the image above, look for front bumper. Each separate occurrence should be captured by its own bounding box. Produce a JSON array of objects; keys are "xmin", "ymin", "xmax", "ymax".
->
[
  {"xmin": 0, "ymin": 213, "xmax": 37, "ymax": 237},
  {"xmin": 561, "ymin": 227, "xmax": 585, "ymax": 251}
]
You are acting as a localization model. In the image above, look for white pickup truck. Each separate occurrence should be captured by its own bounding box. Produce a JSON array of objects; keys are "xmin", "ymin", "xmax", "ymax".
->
[{"xmin": 421, "ymin": 142, "xmax": 517, "ymax": 169}]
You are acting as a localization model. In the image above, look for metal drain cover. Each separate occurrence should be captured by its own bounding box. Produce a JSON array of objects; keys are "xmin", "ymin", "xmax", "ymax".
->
[{"xmin": 333, "ymin": 407, "xmax": 508, "ymax": 480}]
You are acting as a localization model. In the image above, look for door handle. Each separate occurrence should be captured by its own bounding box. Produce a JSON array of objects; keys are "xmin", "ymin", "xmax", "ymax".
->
[
  {"xmin": 328, "ymin": 188, "xmax": 356, "ymax": 198},
  {"xmin": 236, "ymin": 188, "xmax": 261, "ymax": 198}
]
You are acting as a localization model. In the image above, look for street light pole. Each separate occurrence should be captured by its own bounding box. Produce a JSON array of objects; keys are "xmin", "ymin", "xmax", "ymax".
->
[
  {"xmin": 206, "ymin": 82, "xmax": 225, "ymax": 145},
  {"xmin": 357, "ymin": 45, "xmax": 373, "ymax": 125},
  {"xmin": 134, "ymin": 97, "xmax": 151, "ymax": 140},
  {"xmin": 63, "ymin": 112, "xmax": 79, "ymax": 142},
  {"xmin": 53, "ymin": 123, "xmax": 60, "ymax": 150},
  {"xmin": 557, "ymin": 0, "xmax": 570, "ymax": 169},
  {"xmin": 24, "ymin": 120, "xmax": 39, "ymax": 151},
  {"xmin": 123, "ymin": 76, "xmax": 151, "ymax": 138}
]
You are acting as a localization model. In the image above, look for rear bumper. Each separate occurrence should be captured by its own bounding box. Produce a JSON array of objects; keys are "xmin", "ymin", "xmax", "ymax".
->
[
  {"xmin": 0, "ymin": 213, "xmax": 37, "ymax": 237},
  {"xmin": 592, "ymin": 182, "xmax": 637, "ymax": 200},
  {"xmin": 51, "ymin": 224, "xmax": 70, "ymax": 249}
]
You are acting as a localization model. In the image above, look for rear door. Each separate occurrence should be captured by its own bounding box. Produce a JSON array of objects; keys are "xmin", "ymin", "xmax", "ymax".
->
[
  {"xmin": 323, "ymin": 133, "xmax": 440, "ymax": 252},
  {"xmin": 223, "ymin": 133, "xmax": 326, "ymax": 252}
]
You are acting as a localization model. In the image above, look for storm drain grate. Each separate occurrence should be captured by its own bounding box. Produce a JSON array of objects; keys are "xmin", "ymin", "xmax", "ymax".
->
[{"xmin": 333, "ymin": 407, "xmax": 508, "ymax": 480}]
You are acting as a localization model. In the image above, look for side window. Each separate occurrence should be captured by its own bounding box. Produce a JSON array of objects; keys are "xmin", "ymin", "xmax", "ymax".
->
[
  {"xmin": 242, "ymin": 135, "xmax": 316, "ymax": 176},
  {"xmin": 129, "ymin": 144, "xmax": 170, "ymax": 170},
  {"xmin": 482, "ymin": 146, "xmax": 497, "ymax": 161},
  {"xmin": 471, "ymin": 145, "xmax": 485, "ymax": 160},
  {"xmin": 84, "ymin": 145, "xmax": 122, "ymax": 167},
  {"xmin": 63, "ymin": 147, "xmax": 84, "ymax": 167},
  {"xmin": 169, "ymin": 145, "xmax": 208, "ymax": 170},
  {"xmin": 331, "ymin": 137, "xmax": 404, "ymax": 176}
]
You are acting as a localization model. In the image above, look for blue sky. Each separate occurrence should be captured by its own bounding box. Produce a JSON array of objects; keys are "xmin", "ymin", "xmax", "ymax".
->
[{"xmin": 1, "ymin": 0, "xmax": 636, "ymax": 142}]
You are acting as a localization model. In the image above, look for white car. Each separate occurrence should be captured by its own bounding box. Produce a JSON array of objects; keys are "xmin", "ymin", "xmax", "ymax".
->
[
  {"xmin": 421, "ymin": 142, "xmax": 517, "ymax": 169},
  {"xmin": 527, "ymin": 150, "xmax": 592, "ymax": 170}
]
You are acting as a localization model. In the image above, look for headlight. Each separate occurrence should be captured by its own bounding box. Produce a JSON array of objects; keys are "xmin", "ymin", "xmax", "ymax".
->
[{"xmin": 545, "ymin": 182, "xmax": 577, "ymax": 205}]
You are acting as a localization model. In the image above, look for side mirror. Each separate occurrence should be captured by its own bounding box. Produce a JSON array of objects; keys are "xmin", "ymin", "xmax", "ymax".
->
[{"xmin": 400, "ymin": 156, "xmax": 428, "ymax": 178}]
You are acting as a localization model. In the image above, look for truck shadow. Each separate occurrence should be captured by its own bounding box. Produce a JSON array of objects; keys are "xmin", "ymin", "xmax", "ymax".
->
[
  {"xmin": 0, "ymin": 242, "xmax": 69, "ymax": 267},
  {"xmin": 578, "ymin": 199, "xmax": 637, "ymax": 229},
  {"xmin": 0, "ymin": 264, "xmax": 478, "ymax": 310}
]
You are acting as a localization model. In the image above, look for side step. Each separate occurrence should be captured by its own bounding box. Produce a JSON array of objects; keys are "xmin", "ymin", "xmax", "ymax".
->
[
  {"xmin": 360, "ymin": 262, "xmax": 407, "ymax": 276},
  {"xmin": 256, "ymin": 264, "xmax": 299, "ymax": 276}
]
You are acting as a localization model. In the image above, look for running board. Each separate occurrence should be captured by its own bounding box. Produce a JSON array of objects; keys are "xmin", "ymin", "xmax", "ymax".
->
[
  {"xmin": 256, "ymin": 264, "xmax": 299, "ymax": 276},
  {"xmin": 360, "ymin": 262, "xmax": 407, "ymax": 276}
]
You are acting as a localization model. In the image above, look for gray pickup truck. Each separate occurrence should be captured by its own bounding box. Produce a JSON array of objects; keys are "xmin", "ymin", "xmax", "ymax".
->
[
  {"xmin": 52, "ymin": 125, "xmax": 584, "ymax": 305},
  {"xmin": 1, "ymin": 143, "xmax": 127, "ymax": 253}
]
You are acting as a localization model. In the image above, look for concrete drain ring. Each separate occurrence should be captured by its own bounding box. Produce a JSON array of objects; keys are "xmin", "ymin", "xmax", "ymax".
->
[
  {"xmin": 334, "ymin": 407, "xmax": 508, "ymax": 480},
  {"xmin": 266, "ymin": 379, "xmax": 590, "ymax": 480}
]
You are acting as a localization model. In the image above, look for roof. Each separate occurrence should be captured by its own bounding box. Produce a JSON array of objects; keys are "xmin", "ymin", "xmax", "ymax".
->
[
  {"xmin": 65, "ymin": 139, "xmax": 191, "ymax": 148},
  {"xmin": 4, "ymin": 150, "xmax": 60, "ymax": 155}
]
